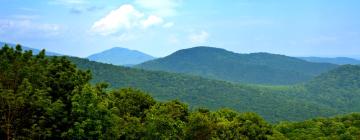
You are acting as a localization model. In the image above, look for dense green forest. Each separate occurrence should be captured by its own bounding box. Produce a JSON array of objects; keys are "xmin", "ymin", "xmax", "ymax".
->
[
  {"xmin": 135, "ymin": 46, "xmax": 338, "ymax": 85},
  {"xmin": 70, "ymin": 56, "xmax": 335, "ymax": 122},
  {"xmin": 70, "ymin": 55, "xmax": 360, "ymax": 123},
  {"xmin": 1, "ymin": 45, "xmax": 360, "ymax": 139}
]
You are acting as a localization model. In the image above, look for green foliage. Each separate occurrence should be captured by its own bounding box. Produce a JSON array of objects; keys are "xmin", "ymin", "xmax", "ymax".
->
[
  {"xmin": 69, "ymin": 56, "xmax": 339, "ymax": 122},
  {"xmin": 1, "ymin": 44, "xmax": 360, "ymax": 139},
  {"xmin": 0, "ymin": 45, "xmax": 116, "ymax": 139},
  {"xmin": 303, "ymin": 65, "xmax": 360, "ymax": 112},
  {"xmin": 135, "ymin": 46, "xmax": 337, "ymax": 85},
  {"xmin": 0, "ymin": 41, "xmax": 60, "ymax": 56},
  {"xmin": 275, "ymin": 113, "xmax": 360, "ymax": 139},
  {"xmin": 144, "ymin": 101, "xmax": 188, "ymax": 139},
  {"xmin": 110, "ymin": 88, "xmax": 156, "ymax": 118},
  {"xmin": 186, "ymin": 109, "xmax": 285, "ymax": 140}
]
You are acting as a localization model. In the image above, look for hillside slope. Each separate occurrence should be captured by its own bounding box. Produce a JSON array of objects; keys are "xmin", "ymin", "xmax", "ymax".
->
[
  {"xmin": 69, "ymin": 57, "xmax": 352, "ymax": 122},
  {"xmin": 136, "ymin": 46, "xmax": 337, "ymax": 85},
  {"xmin": 2, "ymin": 45, "xmax": 360, "ymax": 139},
  {"xmin": 304, "ymin": 65, "xmax": 360, "ymax": 112},
  {"xmin": 88, "ymin": 47, "xmax": 155, "ymax": 66}
]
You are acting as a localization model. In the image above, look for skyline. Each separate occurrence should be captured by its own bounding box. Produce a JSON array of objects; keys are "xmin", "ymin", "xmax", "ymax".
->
[{"xmin": 0, "ymin": 0, "xmax": 360, "ymax": 58}]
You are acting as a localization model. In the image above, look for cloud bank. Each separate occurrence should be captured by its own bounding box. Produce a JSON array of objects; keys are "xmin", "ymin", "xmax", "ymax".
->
[
  {"xmin": 189, "ymin": 31, "xmax": 209, "ymax": 44},
  {"xmin": 91, "ymin": 3, "xmax": 174, "ymax": 37}
]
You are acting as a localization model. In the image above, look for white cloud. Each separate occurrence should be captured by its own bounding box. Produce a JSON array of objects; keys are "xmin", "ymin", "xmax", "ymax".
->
[
  {"xmin": 0, "ymin": 19, "xmax": 61, "ymax": 38},
  {"xmin": 0, "ymin": 20, "xmax": 60, "ymax": 33},
  {"xmin": 91, "ymin": 4, "xmax": 144, "ymax": 36},
  {"xmin": 189, "ymin": 31, "xmax": 209, "ymax": 44},
  {"xmin": 141, "ymin": 15, "xmax": 164, "ymax": 28},
  {"xmin": 91, "ymin": 4, "xmax": 174, "ymax": 37},
  {"xmin": 90, "ymin": 3, "xmax": 178, "ymax": 42},
  {"xmin": 135, "ymin": 0, "xmax": 181, "ymax": 17},
  {"xmin": 163, "ymin": 22, "xmax": 174, "ymax": 28},
  {"xmin": 117, "ymin": 32, "xmax": 137, "ymax": 42}
]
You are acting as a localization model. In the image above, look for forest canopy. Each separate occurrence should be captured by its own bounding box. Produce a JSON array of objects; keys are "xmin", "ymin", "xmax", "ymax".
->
[{"xmin": 1, "ymin": 45, "xmax": 360, "ymax": 139}]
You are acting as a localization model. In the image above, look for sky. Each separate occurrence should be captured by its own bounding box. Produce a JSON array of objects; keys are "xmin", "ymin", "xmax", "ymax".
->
[{"xmin": 0, "ymin": 0, "xmax": 360, "ymax": 58}]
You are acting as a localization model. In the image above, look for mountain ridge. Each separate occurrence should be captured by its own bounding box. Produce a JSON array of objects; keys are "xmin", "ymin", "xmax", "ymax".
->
[
  {"xmin": 87, "ymin": 47, "xmax": 155, "ymax": 66},
  {"xmin": 69, "ymin": 56, "xmax": 360, "ymax": 122},
  {"xmin": 299, "ymin": 56, "xmax": 360, "ymax": 65},
  {"xmin": 136, "ymin": 46, "xmax": 338, "ymax": 85}
]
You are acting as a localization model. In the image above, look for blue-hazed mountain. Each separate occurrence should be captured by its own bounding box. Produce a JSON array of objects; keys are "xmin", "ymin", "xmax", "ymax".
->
[
  {"xmin": 299, "ymin": 57, "xmax": 360, "ymax": 65},
  {"xmin": 135, "ymin": 46, "xmax": 338, "ymax": 85},
  {"xmin": 0, "ymin": 41, "xmax": 61, "ymax": 56},
  {"xmin": 87, "ymin": 47, "xmax": 155, "ymax": 66}
]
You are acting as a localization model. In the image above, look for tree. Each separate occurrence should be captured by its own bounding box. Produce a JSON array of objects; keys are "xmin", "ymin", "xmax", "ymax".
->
[
  {"xmin": 0, "ymin": 45, "xmax": 113, "ymax": 139},
  {"xmin": 185, "ymin": 109, "xmax": 214, "ymax": 140},
  {"xmin": 0, "ymin": 45, "xmax": 52, "ymax": 139},
  {"xmin": 144, "ymin": 100, "xmax": 188, "ymax": 139}
]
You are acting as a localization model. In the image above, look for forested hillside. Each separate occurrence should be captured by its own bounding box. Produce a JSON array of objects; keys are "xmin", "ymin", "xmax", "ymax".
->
[
  {"xmin": 1, "ymin": 45, "xmax": 360, "ymax": 139},
  {"xmin": 275, "ymin": 113, "xmax": 360, "ymax": 139},
  {"xmin": 304, "ymin": 65, "xmax": 360, "ymax": 113},
  {"xmin": 136, "ymin": 46, "xmax": 338, "ymax": 85},
  {"xmin": 69, "ymin": 55, "xmax": 360, "ymax": 123}
]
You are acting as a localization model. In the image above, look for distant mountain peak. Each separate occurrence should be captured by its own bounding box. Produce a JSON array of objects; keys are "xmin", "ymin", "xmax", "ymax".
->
[
  {"xmin": 178, "ymin": 46, "xmax": 228, "ymax": 52},
  {"xmin": 136, "ymin": 46, "xmax": 337, "ymax": 85},
  {"xmin": 107, "ymin": 47, "xmax": 134, "ymax": 51},
  {"xmin": 87, "ymin": 47, "xmax": 155, "ymax": 66},
  {"xmin": 187, "ymin": 46, "xmax": 226, "ymax": 50},
  {"xmin": 169, "ymin": 46, "xmax": 232, "ymax": 58}
]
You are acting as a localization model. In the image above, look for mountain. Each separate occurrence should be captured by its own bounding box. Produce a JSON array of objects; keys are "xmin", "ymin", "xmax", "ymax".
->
[
  {"xmin": 87, "ymin": 47, "xmax": 155, "ymax": 66},
  {"xmin": 299, "ymin": 57, "xmax": 360, "ymax": 65},
  {"xmin": 3, "ymin": 45, "xmax": 360, "ymax": 139},
  {"xmin": 0, "ymin": 41, "xmax": 61, "ymax": 56},
  {"xmin": 69, "ymin": 56, "xmax": 360, "ymax": 122},
  {"xmin": 303, "ymin": 65, "xmax": 360, "ymax": 112},
  {"xmin": 135, "ymin": 46, "xmax": 338, "ymax": 85},
  {"xmin": 3, "ymin": 43, "xmax": 356, "ymax": 122},
  {"xmin": 69, "ymin": 56, "xmax": 336, "ymax": 122}
]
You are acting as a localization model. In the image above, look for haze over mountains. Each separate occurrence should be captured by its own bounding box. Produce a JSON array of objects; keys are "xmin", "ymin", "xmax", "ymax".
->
[
  {"xmin": 87, "ymin": 47, "xmax": 155, "ymax": 66},
  {"xmin": 3, "ymin": 41, "xmax": 359, "ymax": 66},
  {"xmin": 299, "ymin": 57, "xmax": 360, "ymax": 65},
  {"xmin": 0, "ymin": 42, "xmax": 61, "ymax": 56},
  {"xmin": 136, "ymin": 46, "xmax": 338, "ymax": 85},
  {"xmin": 84, "ymin": 46, "xmax": 360, "ymax": 66}
]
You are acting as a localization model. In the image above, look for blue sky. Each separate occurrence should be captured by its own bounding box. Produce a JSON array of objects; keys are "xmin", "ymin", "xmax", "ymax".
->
[{"xmin": 0, "ymin": 0, "xmax": 359, "ymax": 58}]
